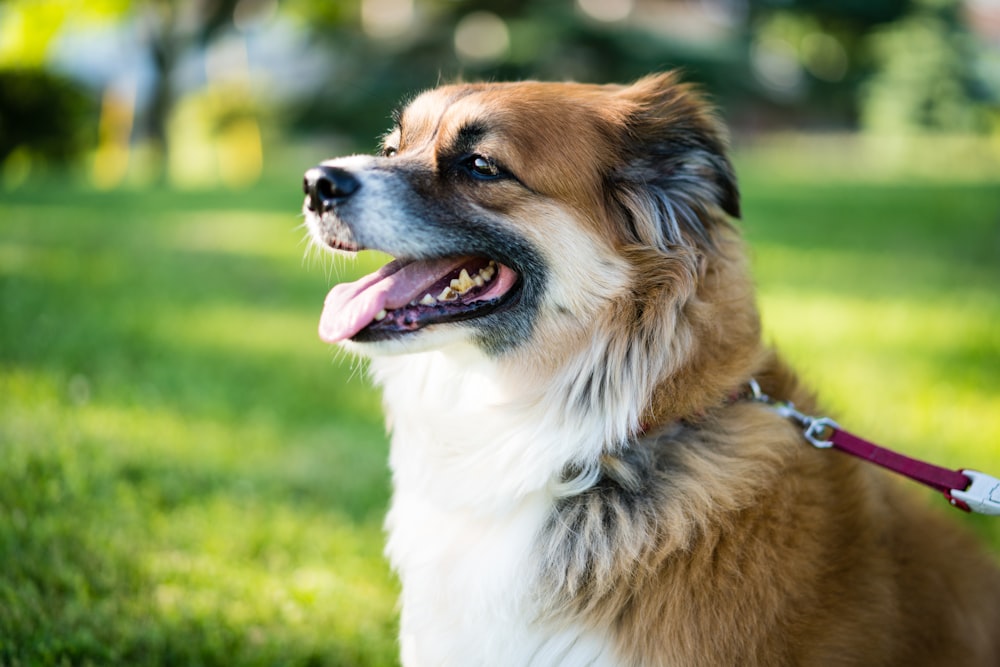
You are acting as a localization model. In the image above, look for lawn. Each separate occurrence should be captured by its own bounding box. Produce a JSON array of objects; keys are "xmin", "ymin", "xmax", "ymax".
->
[{"xmin": 1, "ymin": 160, "xmax": 998, "ymax": 665}]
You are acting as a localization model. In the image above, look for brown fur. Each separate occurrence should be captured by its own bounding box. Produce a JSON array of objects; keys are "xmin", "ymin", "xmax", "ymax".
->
[
  {"xmin": 481, "ymin": 74, "xmax": 998, "ymax": 664},
  {"xmin": 504, "ymin": 74, "xmax": 1000, "ymax": 665},
  {"xmin": 315, "ymin": 72, "xmax": 1000, "ymax": 665}
]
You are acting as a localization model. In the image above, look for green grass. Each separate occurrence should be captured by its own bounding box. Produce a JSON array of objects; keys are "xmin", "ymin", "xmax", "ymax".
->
[
  {"xmin": 1, "ymin": 163, "xmax": 999, "ymax": 665},
  {"xmin": 1, "ymin": 185, "xmax": 398, "ymax": 665}
]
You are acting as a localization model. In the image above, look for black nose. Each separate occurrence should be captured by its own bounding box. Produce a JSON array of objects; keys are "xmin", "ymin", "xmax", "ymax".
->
[{"xmin": 303, "ymin": 165, "xmax": 360, "ymax": 213}]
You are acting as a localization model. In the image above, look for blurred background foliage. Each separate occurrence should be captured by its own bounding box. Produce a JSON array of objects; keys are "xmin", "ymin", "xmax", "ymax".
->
[
  {"xmin": 0, "ymin": 0, "xmax": 998, "ymax": 187},
  {"xmin": 1, "ymin": 2, "xmax": 999, "ymax": 665}
]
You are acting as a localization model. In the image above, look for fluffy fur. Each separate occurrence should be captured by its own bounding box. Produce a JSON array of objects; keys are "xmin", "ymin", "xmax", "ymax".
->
[{"xmin": 303, "ymin": 72, "xmax": 1000, "ymax": 666}]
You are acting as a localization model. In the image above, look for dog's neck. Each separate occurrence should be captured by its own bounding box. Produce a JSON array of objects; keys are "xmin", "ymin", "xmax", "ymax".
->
[{"xmin": 369, "ymin": 341, "xmax": 639, "ymax": 514}]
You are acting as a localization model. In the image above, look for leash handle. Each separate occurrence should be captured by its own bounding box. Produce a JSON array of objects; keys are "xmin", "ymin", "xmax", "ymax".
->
[
  {"xmin": 747, "ymin": 380, "xmax": 1000, "ymax": 516},
  {"xmin": 948, "ymin": 470, "xmax": 1000, "ymax": 515}
]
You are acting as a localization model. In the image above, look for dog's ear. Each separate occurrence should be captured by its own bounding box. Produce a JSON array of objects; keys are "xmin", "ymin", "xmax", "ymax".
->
[{"xmin": 612, "ymin": 72, "xmax": 740, "ymax": 248}]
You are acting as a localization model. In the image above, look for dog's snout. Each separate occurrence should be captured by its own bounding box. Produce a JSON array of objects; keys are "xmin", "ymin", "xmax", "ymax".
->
[{"xmin": 303, "ymin": 165, "xmax": 360, "ymax": 213}]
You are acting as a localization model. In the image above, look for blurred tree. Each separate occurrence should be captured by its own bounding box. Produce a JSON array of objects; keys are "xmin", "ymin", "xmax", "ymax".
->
[
  {"xmin": 284, "ymin": 0, "xmax": 754, "ymax": 149},
  {"xmin": 0, "ymin": 0, "xmax": 127, "ymax": 171},
  {"xmin": 861, "ymin": 0, "xmax": 993, "ymax": 135},
  {"xmin": 750, "ymin": 0, "xmax": 911, "ymax": 26},
  {"xmin": 286, "ymin": 0, "xmax": 994, "ymax": 144},
  {"xmin": 137, "ymin": 0, "xmax": 244, "ymax": 166},
  {"xmin": 0, "ymin": 69, "xmax": 95, "ymax": 164},
  {"xmin": 742, "ymin": 0, "xmax": 914, "ymax": 128},
  {"xmin": 0, "ymin": 0, "xmax": 254, "ymax": 178},
  {"xmin": 742, "ymin": 0, "xmax": 996, "ymax": 134}
]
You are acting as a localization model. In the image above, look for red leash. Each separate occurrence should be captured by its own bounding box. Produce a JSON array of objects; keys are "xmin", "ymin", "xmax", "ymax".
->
[{"xmin": 747, "ymin": 380, "xmax": 1000, "ymax": 516}]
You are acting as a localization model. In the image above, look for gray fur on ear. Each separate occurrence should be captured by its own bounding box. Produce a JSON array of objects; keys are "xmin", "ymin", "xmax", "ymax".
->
[{"xmin": 612, "ymin": 72, "xmax": 740, "ymax": 250}]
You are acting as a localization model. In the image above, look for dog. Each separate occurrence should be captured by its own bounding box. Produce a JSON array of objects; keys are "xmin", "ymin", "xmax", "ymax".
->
[{"xmin": 301, "ymin": 72, "xmax": 1000, "ymax": 666}]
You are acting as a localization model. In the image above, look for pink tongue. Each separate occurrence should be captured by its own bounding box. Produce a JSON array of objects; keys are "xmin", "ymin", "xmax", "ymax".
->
[{"xmin": 319, "ymin": 257, "xmax": 472, "ymax": 343}]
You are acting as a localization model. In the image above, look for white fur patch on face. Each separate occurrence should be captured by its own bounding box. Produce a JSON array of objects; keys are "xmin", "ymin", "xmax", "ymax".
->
[{"xmin": 520, "ymin": 204, "xmax": 631, "ymax": 324}]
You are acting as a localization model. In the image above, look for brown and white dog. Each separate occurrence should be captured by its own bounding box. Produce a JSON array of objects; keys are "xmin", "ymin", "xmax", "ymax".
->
[{"xmin": 302, "ymin": 72, "xmax": 1000, "ymax": 666}]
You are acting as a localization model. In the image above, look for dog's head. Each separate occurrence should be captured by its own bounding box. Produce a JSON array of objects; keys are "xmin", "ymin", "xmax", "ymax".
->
[{"xmin": 304, "ymin": 72, "xmax": 758, "ymax": 427}]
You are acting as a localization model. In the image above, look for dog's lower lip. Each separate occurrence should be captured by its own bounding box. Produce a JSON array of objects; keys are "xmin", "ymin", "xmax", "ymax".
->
[{"xmin": 326, "ymin": 238, "xmax": 361, "ymax": 252}]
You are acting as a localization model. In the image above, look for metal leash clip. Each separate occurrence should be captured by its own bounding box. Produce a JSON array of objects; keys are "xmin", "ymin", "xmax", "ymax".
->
[{"xmin": 746, "ymin": 379, "xmax": 839, "ymax": 449}]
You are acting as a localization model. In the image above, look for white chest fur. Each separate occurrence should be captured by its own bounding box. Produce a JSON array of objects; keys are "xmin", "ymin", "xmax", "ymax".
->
[{"xmin": 371, "ymin": 345, "xmax": 620, "ymax": 666}]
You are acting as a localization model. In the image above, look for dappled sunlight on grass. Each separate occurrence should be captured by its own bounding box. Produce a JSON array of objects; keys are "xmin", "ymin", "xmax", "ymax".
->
[
  {"xmin": 144, "ymin": 500, "xmax": 396, "ymax": 655},
  {"xmin": 160, "ymin": 211, "xmax": 311, "ymax": 260},
  {"xmin": 150, "ymin": 303, "xmax": 329, "ymax": 356},
  {"xmin": 735, "ymin": 134, "xmax": 1000, "ymax": 186},
  {"xmin": 1, "ymin": 363, "xmax": 397, "ymax": 665},
  {"xmin": 750, "ymin": 244, "xmax": 999, "ymax": 300},
  {"xmin": 759, "ymin": 291, "xmax": 1000, "ymax": 462}
]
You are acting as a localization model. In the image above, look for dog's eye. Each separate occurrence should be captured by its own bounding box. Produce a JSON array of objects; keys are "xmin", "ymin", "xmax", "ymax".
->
[
  {"xmin": 382, "ymin": 146, "xmax": 398, "ymax": 158},
  {"xmin": 464, "ymin": 155, "xmax": 502, "ymax": 180}
]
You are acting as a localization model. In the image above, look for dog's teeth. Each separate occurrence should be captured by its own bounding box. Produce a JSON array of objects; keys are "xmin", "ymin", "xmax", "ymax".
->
[
  {"xmin": 420, "ymin": 293, "xmax": 437, "ymax": 306},
  {"xmin": 438, "ymin": 286, "xmax": 458, "ymax": 301},
  {"xmin": 478, "ymin": 261, "xmax": 496, "ymax": 283},
  {"xmin": 375, "ymin": 309, "xmax": 387, "ymax": 321},
  {"xmin": 450, "ymin": 269, "xmax": 476, "ymax": 295},
  {"xmin": 444, "ymin": 264, "xmax": 497, "ymax": 299}
]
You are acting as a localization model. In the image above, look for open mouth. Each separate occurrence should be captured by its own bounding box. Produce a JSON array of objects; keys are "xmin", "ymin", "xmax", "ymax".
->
[{"xmin": 319, "ymin": 254, "xmax": 521, "ymax": 343}]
